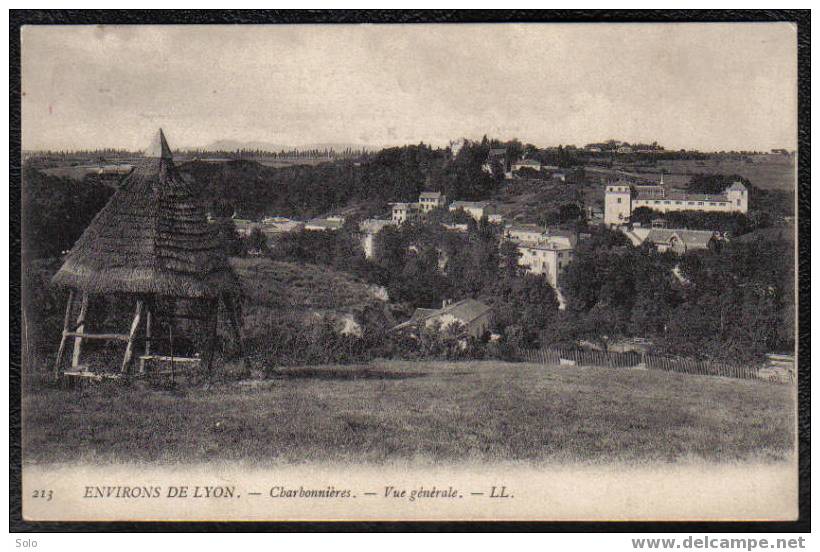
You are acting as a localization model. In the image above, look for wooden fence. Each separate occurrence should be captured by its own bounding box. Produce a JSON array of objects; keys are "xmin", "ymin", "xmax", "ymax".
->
[{"xmin": 521, "ymin": 348, "xmax": 793, "ymax": 384}]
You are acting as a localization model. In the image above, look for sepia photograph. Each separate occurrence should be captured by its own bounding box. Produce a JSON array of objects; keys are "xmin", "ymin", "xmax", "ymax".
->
[{"xmin": 16, "ymin": 18, "xmax": 801, "ymax": 524}]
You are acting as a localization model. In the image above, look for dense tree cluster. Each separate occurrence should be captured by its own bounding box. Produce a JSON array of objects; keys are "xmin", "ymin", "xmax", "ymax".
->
[
  {"xmin": 630, "ymin": 207, "xmax": 753, "ymax": 236},
  {"xmin": 181, "ymin": 140, "xmax": 502, "ymax": 221},
  {"xmin": 21, "ymin": 165, "xmax": 116, "ymax": 260},
  {"xmin": 268, "ymin": 216, "xmax": 560, "ymax": 348},
  {"xmin": 557, "ymin": 229, "xmax": 794, "ymax": 362}
]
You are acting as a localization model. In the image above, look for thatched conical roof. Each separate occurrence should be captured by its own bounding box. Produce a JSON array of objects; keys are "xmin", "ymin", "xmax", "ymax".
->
[{"xmin": 52, "ymin": 129, "xmax": 238, "ymax": 298}]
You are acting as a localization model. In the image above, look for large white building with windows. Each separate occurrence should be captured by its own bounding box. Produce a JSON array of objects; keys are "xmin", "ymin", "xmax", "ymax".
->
[
  {"xmin": 604, "ymin": 180, "xmax": 749, "ymax": 226},
  {"xmin": 418, "ymin": 191, "xmax": 447, "ymax": 212},
  {"xmin": 515, "ymin": 236, "xmax": 575, "ymax": 289},
  {"xmin": 449, "ymin": 201, "xmax": 497, "ymax": 222}
]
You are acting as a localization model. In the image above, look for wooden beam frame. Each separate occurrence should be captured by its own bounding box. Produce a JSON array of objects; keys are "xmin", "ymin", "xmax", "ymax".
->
[
  {"xmin": 53, "ymin": 290, "xmax": 75, "ymax": 380},
  {"xmin": 222, "ymin": 292, "xmax": 249, "ymax": 376},
  {"xmin": 120, "ymin": 300, "xmax": 144, "ymax": 373},
  {"xmin": 54, "ymin": 291, "xmax": 247, "ymax": 383},
  {"xmin": 70, "ymin": 294, "xmax": 89, "ymax": 370}
]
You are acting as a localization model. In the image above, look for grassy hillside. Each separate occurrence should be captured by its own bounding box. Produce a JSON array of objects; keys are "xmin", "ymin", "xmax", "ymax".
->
[
  {"xmin": 23, "ymin": 360, "xmax": 794, "ymax": 465},
  {"xmin": 230, "ymin": 257, "xmax": 386, "ymax": 315}
]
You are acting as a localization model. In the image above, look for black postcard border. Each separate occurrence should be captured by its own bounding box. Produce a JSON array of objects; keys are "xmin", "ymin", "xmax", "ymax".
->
[{"xmin": 8, "ymin": 9, "xmax": 811, "ymax": 533}]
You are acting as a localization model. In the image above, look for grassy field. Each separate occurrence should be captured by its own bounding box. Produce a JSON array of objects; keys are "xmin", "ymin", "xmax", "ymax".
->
[
  {"xmin": 230, "ymin": 257, "xmax": 386, "ymax": 315},
  {"xmin": 23, "ymin": 360, "xmax": 794, "ymax": 465},
  {"xmin": 615, "ymin": 155, "xmax": 796, "ymax": 191}
]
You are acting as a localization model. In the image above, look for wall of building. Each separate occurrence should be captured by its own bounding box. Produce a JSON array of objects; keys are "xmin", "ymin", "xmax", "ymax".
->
[
  {"xmin": 517, "ymin": 246, "xmax": 573, "ymax": 288},
  {"xmin": 604, "ymin": 185, "xmax": 632, "ymax": 225},
  {"xmin": 605, "ymin": 183, "xmax": 748, "ymax": 226},
  {"xmin": 632, "ymin": 198, "xmax": 744, "ymax": 213}
]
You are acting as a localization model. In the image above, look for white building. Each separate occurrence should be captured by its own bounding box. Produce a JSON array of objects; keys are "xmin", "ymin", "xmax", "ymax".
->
[
  {"xmin": 511, "ymin": 158, "xmax": 542, "ymax": 173},
  {"xmin": 261, "ymin": 216, "xmax": 305, "ymax": 233},
  {"xmin": 622, "ymin": 227, "xmax": 723, "ymax": 254},
  {"xmin": 359, "ymin": 219, "xmax": 395, "ymax": 259},
  {"xmin": 391, "ymin": 298, "xmax": 492, "ymax": 339},
  {"xmin": 304, "ymin": 217, "xmax": 345, "ymax": 232},
  {"xmin": 604, "ymin": 180, "xmax": 748, "ymax": 226},
  {"xmin": 418, "ymin": 191, "xmax": 447, "ymax": 212},
  {"xmin": 392, "ymin": 202, "xmax": 421, "ymax": 224},
  {"xmin": 515, "ymin": 234, "xmax": 575, "ymax": 289},
  {"xmin": 448, "ymin": 201, "xmax": 497, "ymax": 222},
  {"xmin": 504, "ymin": 224, "xmax": 546, "ymax": 244}
]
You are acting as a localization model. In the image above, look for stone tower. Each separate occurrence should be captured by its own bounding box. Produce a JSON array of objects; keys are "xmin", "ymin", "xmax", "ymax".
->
[{"xmin": 604, "ymin": 183, "xmax": 632, "ymax": 226}]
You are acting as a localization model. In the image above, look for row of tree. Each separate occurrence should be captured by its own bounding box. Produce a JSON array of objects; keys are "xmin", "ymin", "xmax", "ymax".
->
[{"xmin": 264, "ymin": 216, "xmax": 793, "ymax": 364}]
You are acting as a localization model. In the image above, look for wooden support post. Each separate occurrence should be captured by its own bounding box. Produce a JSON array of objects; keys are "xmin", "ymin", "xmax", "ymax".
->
[
  {"xmin": 222, "ymin": 293, "xmax": 249, "ymax": 375},
  {"xmin": 71, "ymin": 293, "xmax": 89, "ymax": 370},
  {"xmin": 169, "ymin": 302, "xmax": 175, "ymax": 383},
  {"xmin": 53, "ymin": 290, "xmax": 75, "ymax": 379},
  {"xmin": 200, "ymin": 298, "xmax": 219, "ymax": 380},
  {"xmin": 121, "ymin": 300, "xmax": 143, "ymax": 373},
  {"xmin": 144, "ymin": 308, "xmax": 152, "ymax": 356},
  {"xmin": 140, "ymin": 305, "xmax": 152, "ymax": 374}
]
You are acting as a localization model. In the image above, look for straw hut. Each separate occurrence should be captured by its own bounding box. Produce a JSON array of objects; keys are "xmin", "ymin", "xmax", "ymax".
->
[{"xmin": 52, "ymin": 129, "xmax": 244, "ymax": 379}]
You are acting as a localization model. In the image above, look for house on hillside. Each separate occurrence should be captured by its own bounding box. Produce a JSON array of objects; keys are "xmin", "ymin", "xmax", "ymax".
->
[
  {"xmin": 644, "ymin": 228, "xmax": 723, "ymax": 254},
  {"xmin": 604, "ymin": 180, "xmax": 748, "ymax": 226},
  {"xmin": 304, "ymin": 217, "xmax": 345, "ymax": 232},
  {"xmin": 514, "ymin": 234, "xmax": 575, "ymax": 290},
  {"xmin": 261, "ymin": 216, "xmax": 305, "ymax": 233},
  {"xmin": 391, "ymin": 299, "xmax": 492, "ymax": 339},
  {"xmin": 511, "ymin": 158, "xmax": 542, "ymax": 173},
  {"xmin": 359, "ymin": 218, "xmax": 395, "ymax": 259},
  {"xmin": 392, "ymin": 202, "xmax": 421, "ymax": 224},
  {"xmin": 449, "ymin": 200, "xmax": 497, "ymax": 222},
  {"xmin": 504, "ymin": 224, "xmax": 546, "ymax": 244},
  {"xmin": 441, "ymin": 222, "xmax": 469, "ymax": 233},
  {"xmin": 418, "ymin": 191, "xmax": 447, "ymax": 212}
]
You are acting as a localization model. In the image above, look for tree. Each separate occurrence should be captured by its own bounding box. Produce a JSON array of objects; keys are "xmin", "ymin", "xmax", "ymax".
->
[
  {"xmin": 245, "ymin": 227, "xmax": 269, "ymax": 255},
  {"xmin": 484, "ymin": 273, "xmax": 559, "ymax": 347}
]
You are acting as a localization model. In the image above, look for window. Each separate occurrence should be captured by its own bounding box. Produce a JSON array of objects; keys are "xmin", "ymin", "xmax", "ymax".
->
[
  {"xmin": 698, "ymin": 202, "xmax": 703, "ymax": 206},
  {"xmin": 688, "ymin": 202, "xmax": 694, "ymax": 205},
  {"xmin": 675, "ymin": 201, "xmax": 682, "ymax": 205},
  {"xmin": 616, "ymin": 198, "xmax": 622, "ymax": 204},
  {"xmin": 653, "ymin": 200, "xmax": 660, "ymax": 205},
  {"xmin": 737, "ymin": 199, "xmax": 741, "ymax": 206}
]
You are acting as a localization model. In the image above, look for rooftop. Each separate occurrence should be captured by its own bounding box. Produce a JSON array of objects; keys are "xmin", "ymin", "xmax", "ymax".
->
[
  {"xmin": 52, "ymin": 128, "xmax": 237, "ymax": 298},
  {"xmin": 305, "ymin": 218, "xmax": 345, "ymax": 230},
  {"xmin": 645, "ymin": 228, "xmax": 718, "ymax": 248},
  {"xmin": 450, "ymin": 201, "xmax": 492, "ymax": 209},
  {"xmin": 392, "ymin": 299, "xmax": 492, "ymax": 332}
]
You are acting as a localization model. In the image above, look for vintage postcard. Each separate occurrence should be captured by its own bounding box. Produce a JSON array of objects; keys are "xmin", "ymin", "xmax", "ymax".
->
[{"xmin": 19, "ymin": 22, "xmax": 798, "ymax": 522}]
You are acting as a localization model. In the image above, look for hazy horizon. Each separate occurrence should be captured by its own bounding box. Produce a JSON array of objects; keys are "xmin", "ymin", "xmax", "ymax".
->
[{"xmin": 22, "ymin": 23, "xmax": 797, "ymax": 153}]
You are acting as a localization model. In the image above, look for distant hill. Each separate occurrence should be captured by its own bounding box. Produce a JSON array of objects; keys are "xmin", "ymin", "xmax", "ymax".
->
[{"xmin": 201, "ymin": 139, "xmax": 380, "ymax": 152}]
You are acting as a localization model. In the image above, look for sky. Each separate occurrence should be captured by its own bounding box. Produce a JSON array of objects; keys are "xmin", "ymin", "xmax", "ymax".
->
[{"xmin": 21, "ymin": 23, "xmax": 797, "ymax": 152}]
